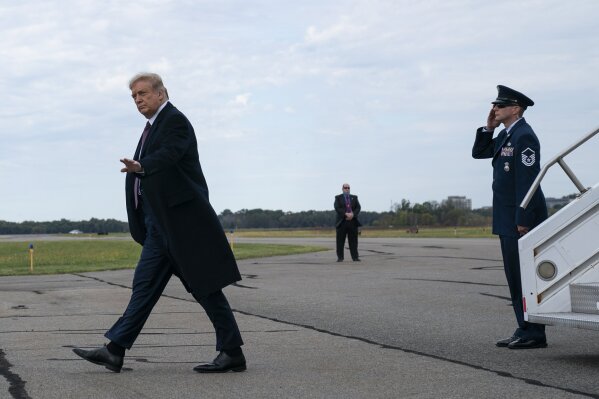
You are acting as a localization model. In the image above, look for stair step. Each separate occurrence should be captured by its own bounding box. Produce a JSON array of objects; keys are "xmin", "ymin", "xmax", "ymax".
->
[
  {"xmin": 570, "ymin": 283, "xmax": 599, "ymax": 314},
  {"xmin": 529, "ymin": 312, "xmax": 599, "ymax": 330}
]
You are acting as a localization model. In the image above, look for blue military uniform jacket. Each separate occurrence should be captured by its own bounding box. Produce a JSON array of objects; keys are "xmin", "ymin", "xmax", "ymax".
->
[{"xmin": 472, "ymin": 118, "xmax": 548, "ymax": 237}]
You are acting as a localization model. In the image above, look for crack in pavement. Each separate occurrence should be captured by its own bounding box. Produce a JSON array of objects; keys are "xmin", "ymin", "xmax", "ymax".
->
[
  {"xmin": 229, "ymin": 310, "xmax": 599, "ymax": 399},
  {"xmin": 471, "ymin": 265, "xmax": 504, "ymax": 270},
  {"xmin": 393, "ymin": 277, "xmax": 507, "ymax": 287},
  {"xmin": 72, "ymin": 272, "xmax": 258, "ymax": 291},
  {"xmin": 231, "ymin": 282, "xmax": 257, "ymax": 289},
  {"xmin": 479, "ymin": 292, "xmax": 512, "ymax": 301},
  {"xmin": 397, "ymin": 255, "xmax": 502, "ymax": 262},
  {"xmin": 363, "ymin": 249, "xmax": 394, "ymax": 255},
  {"xmin": 60, "ymin": 273, "xmax": 598, "ymax": 398},
  {"xmin": 0, "ymin": 348, "xmax": 32, "ymax": 399}
]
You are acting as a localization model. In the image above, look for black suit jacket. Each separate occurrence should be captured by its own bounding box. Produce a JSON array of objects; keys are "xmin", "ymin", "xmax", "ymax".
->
[
  {"xmin": 126, "ymin": 102, "xmax": 241, "ymax": 296},
  {"xmin": 334, "ymin": 194, "xmax": 362, "ymax": 229}
]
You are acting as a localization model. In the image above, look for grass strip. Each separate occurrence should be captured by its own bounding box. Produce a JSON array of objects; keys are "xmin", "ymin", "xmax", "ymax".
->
[{"xmin": 0, "ymin": 241, "xmax": 328, "ymax": 276}]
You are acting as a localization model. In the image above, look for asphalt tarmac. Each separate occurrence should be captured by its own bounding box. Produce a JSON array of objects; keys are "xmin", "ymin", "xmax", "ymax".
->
[{"xmin": 1, "ymin": 236, "xmax": 599, "ymax": 398}]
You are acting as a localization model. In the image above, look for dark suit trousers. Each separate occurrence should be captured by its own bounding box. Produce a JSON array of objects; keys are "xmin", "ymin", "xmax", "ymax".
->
[
  {"xmin": 336, "ymin": 220, "xmax": 359, "ymax": 260},
  {"xmin": 105, "ymin": 200, "xmax": 243, "ymax": 351},
  {"xmin": 499, "ymin": 236, "xmax": 545, "ymax": 340}
]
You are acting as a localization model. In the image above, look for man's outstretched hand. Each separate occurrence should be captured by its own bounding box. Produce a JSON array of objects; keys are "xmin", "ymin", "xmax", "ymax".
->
[{"xmin": 120, "ymin": 158, "xmax": 143, "ymax": 173}]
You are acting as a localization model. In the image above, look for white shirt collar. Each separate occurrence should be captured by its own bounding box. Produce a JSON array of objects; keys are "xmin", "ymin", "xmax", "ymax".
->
[
  {"xmin": 147, "ymin": 100, "xmax": 170, "ymax": 125},
  {"xmin": 505, "ymin": 117, "xmax": 522, "ymax": 134}
]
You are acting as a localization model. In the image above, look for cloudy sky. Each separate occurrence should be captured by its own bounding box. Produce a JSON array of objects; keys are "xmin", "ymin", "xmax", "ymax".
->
[{"xmin": 2, "ymin": 0, "xmax": 599, "ymax": 222}]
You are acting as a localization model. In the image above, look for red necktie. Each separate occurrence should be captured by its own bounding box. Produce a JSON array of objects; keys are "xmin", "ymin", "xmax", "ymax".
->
[{"xmin": 134, "ymin": 122, "xmax": 151, "ymax": 209}]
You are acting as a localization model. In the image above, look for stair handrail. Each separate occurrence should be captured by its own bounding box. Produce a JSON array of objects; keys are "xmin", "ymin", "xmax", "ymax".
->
[{"xmin": 521, "ymin": 126, "xmax": 599, "ymax": 209}]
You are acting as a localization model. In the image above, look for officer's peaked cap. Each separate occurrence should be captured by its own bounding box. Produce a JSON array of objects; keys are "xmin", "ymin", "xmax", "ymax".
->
[{"xmin": 492, "ymin": 85, "xmax": 534, "ymax": 108}]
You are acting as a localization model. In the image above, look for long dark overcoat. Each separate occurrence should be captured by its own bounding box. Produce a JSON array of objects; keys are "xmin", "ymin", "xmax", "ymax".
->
[{"xmin": 125, "ymin": 102, "xmax": 241, "ymax": 296}]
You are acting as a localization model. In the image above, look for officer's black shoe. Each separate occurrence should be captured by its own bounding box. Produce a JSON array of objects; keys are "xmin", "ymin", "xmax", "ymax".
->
[
  {"xmin": 352, "ymin": 258, "xmax": 361, "ymax": 262},
  {"xmin": 73, "ymin": 345, "xmax": 124, "ymax": 372},
  {"xmin": 337, "ymin": 258, "xmax": 344, "ymax": 262},
  {"xmin": 507, "ymin": 338, "xmax": 547, "ymax": 349},
  {"xmin": 495, "ymin": 336, "xmax": 518, "ymax": 347}
]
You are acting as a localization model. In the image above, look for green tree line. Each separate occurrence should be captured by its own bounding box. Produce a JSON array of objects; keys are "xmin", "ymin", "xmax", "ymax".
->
[
  {"xmin": 0, "ymin": 218, "xmax": 129, "ymax": 234},
  {"xmin": 218, "ymin": 200, "xmax": 492, "ymax": 230},
  {"xmin": 0, "ymin": 195, "xmax": 571, "ymax": 234}
]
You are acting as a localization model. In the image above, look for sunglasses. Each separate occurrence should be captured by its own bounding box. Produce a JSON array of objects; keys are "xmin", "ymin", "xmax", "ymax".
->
[
  {"xmin": 494, "ymin": 104, "xmax": 515, "ymax": 109},
  {"xmin": 343, "ymin": 186, "xmax": 350, "ymax": 189}
]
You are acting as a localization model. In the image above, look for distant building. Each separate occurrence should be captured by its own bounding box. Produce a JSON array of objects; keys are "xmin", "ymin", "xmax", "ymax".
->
[{"xmin": 442, "ymin": 196, "xmax": 472, "ymax": 210}]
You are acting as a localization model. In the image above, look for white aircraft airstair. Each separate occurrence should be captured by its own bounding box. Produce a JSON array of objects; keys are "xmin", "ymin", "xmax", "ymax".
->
[{"xmin": 519, "ymin": 127, "xmax": 599, "ymax": 330}]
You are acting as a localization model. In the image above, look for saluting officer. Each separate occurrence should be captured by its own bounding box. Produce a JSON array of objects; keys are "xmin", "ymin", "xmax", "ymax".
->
[{"xmin": 472, "ymin": 85, "xmax": 548, "ymax": 349}]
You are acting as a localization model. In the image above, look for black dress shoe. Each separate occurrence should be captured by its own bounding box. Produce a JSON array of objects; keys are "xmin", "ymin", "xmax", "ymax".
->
[
  {"xmin": 337, "ymin": 258, "xmax": 344, "ymax": 262},
  {"xmin": 496, "ymin": 336, "xmax": 518, "ymax": 347},
  {"xmin": 194, "ymin": 351, "xmax": 247, "ymax": 373},
  {"xmin": 73, "ymin": 345, "xmax": 124, "ymax": 373},
  {"xmin": 508, "ymin": 338, "xmax": 547, "ymax": 349},
  {"xmin": 352, "ymin": 258, "xmax": 361, "ymax": 262}
]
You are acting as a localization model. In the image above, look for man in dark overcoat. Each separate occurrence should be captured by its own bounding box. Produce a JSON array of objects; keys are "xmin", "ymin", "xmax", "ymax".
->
[
  {"xmin": 334, "ymin": 183, "xmax": 362, "ymax": 261},
  {"xmin": 472, "ymin": 85, "xmax": 548, "ymax": 349},
  {"xmin": 73, "ymin": 73, "xmax": 246, "ymax": 373}
]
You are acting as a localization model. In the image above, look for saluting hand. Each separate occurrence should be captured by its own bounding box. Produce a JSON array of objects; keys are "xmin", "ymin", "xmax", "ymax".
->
[
  {"xmin": 120, "ymin": 158, "xmax": 143, "ymax": 173},
  {"xmin": 486, "ymin": 108, "xmax": 500, "ymax": 131}
]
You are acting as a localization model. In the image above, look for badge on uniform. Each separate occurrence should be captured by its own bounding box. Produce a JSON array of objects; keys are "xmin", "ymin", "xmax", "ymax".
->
[
  {"xmin": 521, "ymin": 148, "xmax": 536, "ymax": 166},
  {"xmin": 501, "ymin": 146, "xmax": 514, "ymax": 157}
]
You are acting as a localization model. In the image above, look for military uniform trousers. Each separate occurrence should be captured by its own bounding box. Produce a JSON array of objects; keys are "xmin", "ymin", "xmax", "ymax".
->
[{"xmin": 499, "ymin": 235, "xmax": 545, "ymax": 341}]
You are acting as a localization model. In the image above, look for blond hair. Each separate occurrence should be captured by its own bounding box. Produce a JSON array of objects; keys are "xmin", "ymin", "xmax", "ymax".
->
[{"xmin": 129, "ymin": 72, "xmax": 169, "ymax": 99}]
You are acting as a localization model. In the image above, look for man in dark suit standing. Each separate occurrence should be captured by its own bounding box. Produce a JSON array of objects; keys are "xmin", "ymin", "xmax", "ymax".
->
[
  {"xmin": 472, "ymin": 85, "xmax": 548, "ymax": 349},
  {"xmin": 73, "ymin": 73, "xmax": 246, "ymax": 373},
  {"xmin": 334, "ymin": 183, "xmax": 362, "ymax": 262}
]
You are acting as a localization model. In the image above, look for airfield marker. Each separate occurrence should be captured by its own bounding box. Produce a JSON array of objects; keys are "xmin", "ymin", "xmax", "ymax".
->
[{"xmin": 29, "ymin": 243, "xmax": 34, "ymax": 272}]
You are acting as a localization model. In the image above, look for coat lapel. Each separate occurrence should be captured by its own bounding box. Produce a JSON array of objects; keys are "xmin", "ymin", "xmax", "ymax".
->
[{"xmin": 139, "ymin": 102, "xmax": 174, "ymax": 159}]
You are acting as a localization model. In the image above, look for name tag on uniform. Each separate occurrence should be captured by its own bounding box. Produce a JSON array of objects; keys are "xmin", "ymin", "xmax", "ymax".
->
[{"xmin": 500, "ymin": 146, "xmax": 514, "ymax": 157}]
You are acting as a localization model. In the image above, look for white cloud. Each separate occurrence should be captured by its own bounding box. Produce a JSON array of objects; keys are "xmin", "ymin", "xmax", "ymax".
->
[
  {"xmin": 305, "ymin": 15, "xmax": 367, "ymax": 44},
  {"xmin": 232, "ymin": 93, "xmax": 251, "ymax": 106},
  {"xmin": 2, "ymin": 0, "xmax": 599, "ymax": 220}
]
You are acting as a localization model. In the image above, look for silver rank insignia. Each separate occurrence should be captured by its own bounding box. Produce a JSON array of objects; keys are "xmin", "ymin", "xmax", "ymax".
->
[
  {"xmin": 504, "ymin": 162, "xmax": 510, "ymax": 172},
  {"xmin": 521, "ymin": 147, "xmax": 536, "ymax": 166}
]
